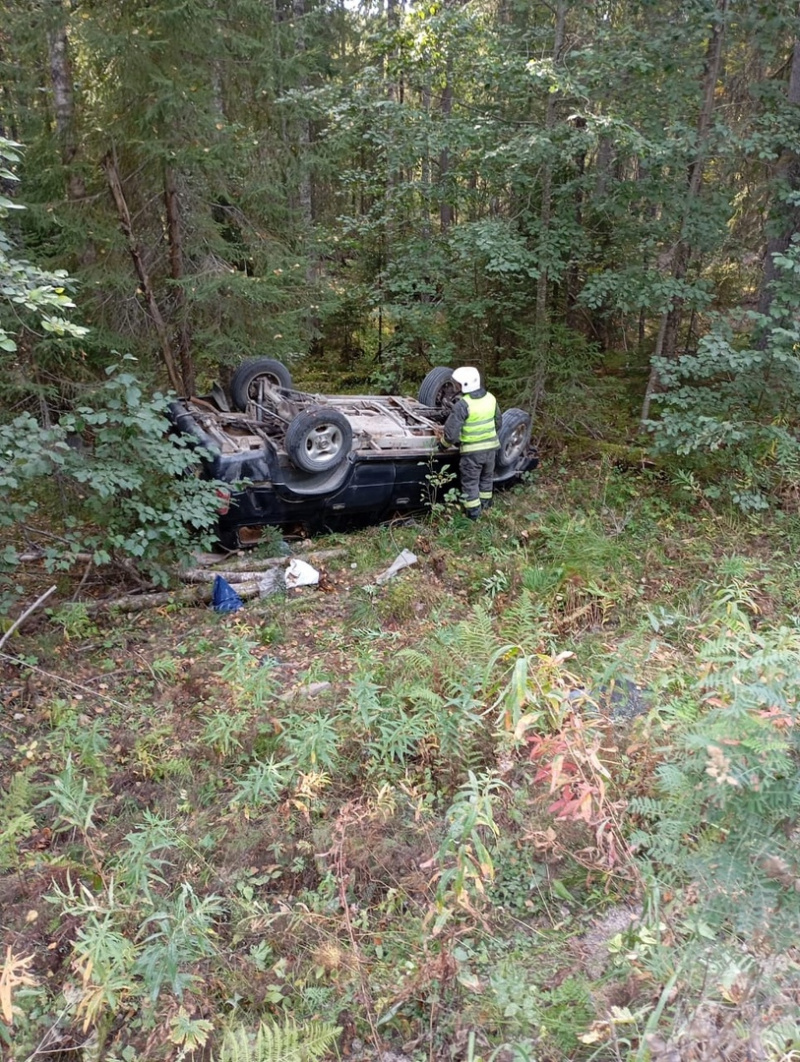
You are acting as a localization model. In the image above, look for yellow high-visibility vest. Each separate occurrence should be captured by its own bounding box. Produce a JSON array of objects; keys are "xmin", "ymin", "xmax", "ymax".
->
[{"xmin": 460, "ymin": 393, "xmax": 499, "ymax": 453}]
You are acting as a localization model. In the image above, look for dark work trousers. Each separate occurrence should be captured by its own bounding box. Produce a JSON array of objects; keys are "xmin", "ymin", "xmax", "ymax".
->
[{"xmin": 460, "ymin": 449, "xmax": 497, "ymax": 516}]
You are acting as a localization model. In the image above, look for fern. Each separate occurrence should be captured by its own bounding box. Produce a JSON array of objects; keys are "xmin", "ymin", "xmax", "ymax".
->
[
  {"xmin": 398, "ymin": 642, "xmax": 475, "ymax": 693},
  {"xmin": 497, "ymin": 590, "xmax": 549, "ymax": 652},
  {"xmin": 628, "ymin": 795, "xmax": 666, "ymax": 819},
  {"xmin": 396, "ymin": 647, "xmax": 433, "ymax": 674},
  {"xmin": 653, "ymin": 693, "xmax": 703, "ymax": 725},
  {"xmin": 762, "ymin": 1018, "xmax": 800, "ymax": 1055},
  {"xmin": 397, "ymin": 644, "xmax": 463, "ymax": 690},
  {"xmin": 0, "ymin": 769, "xmax": 37, "ymax": 870},
  {"xmin": 654, "ymin": 761, "xmax": 693, "ymax": 798},
  {"xmin": 297, "ymin": 985, "xmax": 335, "ymax": 1011},
  {"xmin": 403, "ymin": 684, "xmax": 444, "ymax": 710},
  {"xmin": 451, "ymin": 605, "xmax": 496, "ymax": 666},
  {"xmin": 631, "ymin": 821, "xmax": 688, "ymax": 865},
  {"xmin": 2, "ymin": 767, "xmax": 36, "ymax": 817},
  {"xmin": 214, "ymin": 1019, "xmax": 340, "ymax": 1062},
  {"xmin": 683, "ymin": 842, "xmax": 794, "ymax": 937}
]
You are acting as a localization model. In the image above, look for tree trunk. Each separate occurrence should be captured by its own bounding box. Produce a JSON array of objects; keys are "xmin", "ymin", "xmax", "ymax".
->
[
  {"xmin": 87, "ymin": 581, "xmax": 263, "ymax": 614},
  {"xmin": 47, "ymin": 2, "xmax": 85, "ymax": 203},
  {"xmin": 385, "ymin": 0, "xmax": 402, "ymax": 208},
  {"xmin": 293, "ymin": 0, "xmax": 313, "ymax": 229},
  {"xmin": 0, "ymin": 37, "xmax": 20, "ymax": 143},
  {"xmin": 640, "ymin": 0, "xmax": 729, "ymax": 425},
  {"xmin": 420, "ymin": 79, "xmax": 432, "ymax": 239},
  {"xmin": 566, "ymin": 118, "xmax": 587, "ymax": 329},
  {"xmin": 103, "ymin": 151, "xmax": 183, "ymax": 394},
  {"xmin": 439, "ymin": 55, "xmax": 454, "ymax": 233},
  {"xmin": 535, "ymin": 0, "xmax": 567, "ymax": 335},
  {"xmin": 594, "ymin": 136, "xmax": 614, "ymax": 200},
  {"xmin": 164, "ymin": 166, "xmax": 196, "ymax": 396},
  {"xmin": 387, "ymin": 0, "xmax": 400, "ymax": 104}
]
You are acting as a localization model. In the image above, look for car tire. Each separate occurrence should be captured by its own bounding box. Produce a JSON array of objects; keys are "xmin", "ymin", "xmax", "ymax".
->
[
  {"xmin": 230, "ymin": 358, "xmax": 294, "ymax": 411},
  {"xmin": 418, "ymin": 366, "xmax": 459, "ymax": 408},
  {"xmin": 496, "ymin": 408, "xmax": 532, "ymax": 473},
  {"xmin": 284, "ymin": 407, "xmax": 353, "ymax": 473}
]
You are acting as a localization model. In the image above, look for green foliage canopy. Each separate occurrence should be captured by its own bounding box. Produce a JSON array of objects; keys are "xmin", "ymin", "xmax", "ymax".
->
[{"xmin": 0, "ymin": 138, "xmax": 88, "ymax": 355}]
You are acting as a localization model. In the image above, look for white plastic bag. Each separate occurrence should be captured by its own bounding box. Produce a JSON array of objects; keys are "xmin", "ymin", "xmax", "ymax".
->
[{"xmin": 285, "ymin": 558, "xmax": 320, "ymax": 588}]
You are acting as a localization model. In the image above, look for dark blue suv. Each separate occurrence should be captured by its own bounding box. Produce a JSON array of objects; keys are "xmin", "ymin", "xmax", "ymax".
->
[{"xmin": 169, "ymin": 359, "xmax": 537, "ymax": 549}]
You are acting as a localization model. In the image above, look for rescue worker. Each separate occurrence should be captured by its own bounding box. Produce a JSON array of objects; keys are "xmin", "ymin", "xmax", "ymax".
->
[{"xmin": 442, "ymin": 366, "xmax": 502, "ymax": 520}]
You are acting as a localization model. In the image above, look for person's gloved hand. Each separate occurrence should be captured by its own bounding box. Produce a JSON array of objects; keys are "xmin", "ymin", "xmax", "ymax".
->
[{"xmin": 433, "ymin": 425, "xmax": 446, "ymax": 446}]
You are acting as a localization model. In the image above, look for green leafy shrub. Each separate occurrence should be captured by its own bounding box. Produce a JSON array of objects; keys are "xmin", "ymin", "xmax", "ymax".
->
[
  {"xmin": 497, "ymin": 322, "xmax": 603, "ymax": 432},
  {"xmin": 0, "ymin": 137, "xmax": 89, "ymax": 359},
  {"xmin": 0, "ymin": 362, "xmax": 225, "ymax": 607},
  {"xmin": 488, "ymin": 965, "xmax": 596, "ymax": 1056},
  {"xmin": 648, "ymin": 240, "xmax": 800, "ymax": 510},
  {"xmin": 46, "ymin": 853, "xmax": 225, "ymax": 1035}
]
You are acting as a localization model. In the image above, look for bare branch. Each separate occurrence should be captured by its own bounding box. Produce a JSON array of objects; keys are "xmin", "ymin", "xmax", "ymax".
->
[{"xmin": 0, "ymin": 586, "xmax": 57, "ymax": 652}]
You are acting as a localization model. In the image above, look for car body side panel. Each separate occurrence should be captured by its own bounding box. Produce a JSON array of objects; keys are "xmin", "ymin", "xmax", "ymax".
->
[{"xmin": 324, "ymin": 457, "xmax": 397, "ymax": 515}]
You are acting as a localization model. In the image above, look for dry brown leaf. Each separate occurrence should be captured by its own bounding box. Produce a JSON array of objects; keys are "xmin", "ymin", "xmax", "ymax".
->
[{"xmin": 0, "ymin": 947, "xmax": 37, "ymax": 1025}]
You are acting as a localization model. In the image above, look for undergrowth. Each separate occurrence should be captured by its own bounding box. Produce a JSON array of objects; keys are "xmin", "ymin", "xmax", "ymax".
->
[{"xmin": 2, "ymin": 462, "xmax": 800, "ymax": 1060}]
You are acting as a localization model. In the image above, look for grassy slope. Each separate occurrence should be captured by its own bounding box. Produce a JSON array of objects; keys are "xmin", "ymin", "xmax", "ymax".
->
[{"xmin": 2, "ymin": 456, "xmax": 800, "ymax": 1061}]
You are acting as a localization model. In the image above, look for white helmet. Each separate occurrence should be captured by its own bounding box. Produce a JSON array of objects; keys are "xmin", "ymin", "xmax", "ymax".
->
[{"xmin": 452, "ymin": 366, "xmax": 481, "ymax": 393}]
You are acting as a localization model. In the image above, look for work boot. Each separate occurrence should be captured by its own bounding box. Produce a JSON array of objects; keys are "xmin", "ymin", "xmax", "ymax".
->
[
  {"xmin": 481, "ymin": 498, "xmax": 493, "ymax": 512},
  {"xmin": 466, "ymin": 509, "xmax": 481, "ymax": 521}
]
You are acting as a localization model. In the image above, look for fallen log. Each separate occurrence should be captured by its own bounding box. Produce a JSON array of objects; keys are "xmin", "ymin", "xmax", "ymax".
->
[
  {"xmin": 87, "ymin": 580, "xmax": 263, "ymax": 613},
  {"xmin": 180, "ymin": 568, "xmax": 284, "ymax": 584},
  {"xmin": 194, "ymin": 548, "xmax": 345, "ymax": 573},
  {"xmin": 18, "ymin": 551, "xmax": 94, "ymax": 564}
]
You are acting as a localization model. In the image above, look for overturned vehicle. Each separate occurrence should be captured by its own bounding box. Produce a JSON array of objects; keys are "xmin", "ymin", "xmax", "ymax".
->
[{"xmin": 168, "ymin": 359, "xmax": 537, "ymax": 550}]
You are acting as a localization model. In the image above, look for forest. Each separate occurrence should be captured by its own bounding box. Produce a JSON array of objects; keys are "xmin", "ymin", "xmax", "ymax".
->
[{"xmin": 2, "ymin": 0, "xmax": 800, "ymax": 1060}]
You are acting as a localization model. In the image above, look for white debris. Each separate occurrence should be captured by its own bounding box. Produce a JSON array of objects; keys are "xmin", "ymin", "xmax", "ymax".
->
[
  {"xmin": 374, "ymin": 549, "xmax": 418, "ymax": 585},
  {"xmin": 257, "ymin": 569, "xmax": 285, "ymax": 598},
  {"xmin": 285, "ymin": 558, "xmax": 320, "ymax": 588},
  {"xmin": 304, "ymin": 682, "xmax": 332, "ymax": 696}
]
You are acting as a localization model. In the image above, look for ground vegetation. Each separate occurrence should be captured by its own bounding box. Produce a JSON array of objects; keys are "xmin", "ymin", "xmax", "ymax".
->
[
  {"xmin": 2, "ymin": 457, "xmax": 800, "ymax": 1060},
  {"xmin": 2, "ymin": 1, "xmax": 800, "ymax": 1058}
]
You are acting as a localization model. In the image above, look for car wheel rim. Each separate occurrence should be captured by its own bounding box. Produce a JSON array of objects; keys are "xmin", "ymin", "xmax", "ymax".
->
[
  {"xmin": 250, "ymin": 374, "xmax": 282, "ymax": 399},
  {"xmin": 304, "ymin": 425, "xmax": 343, "ymax": 467},
  {"xmin": 502, "ymin": 424, "xmax": 526, "ymax": 463}
]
